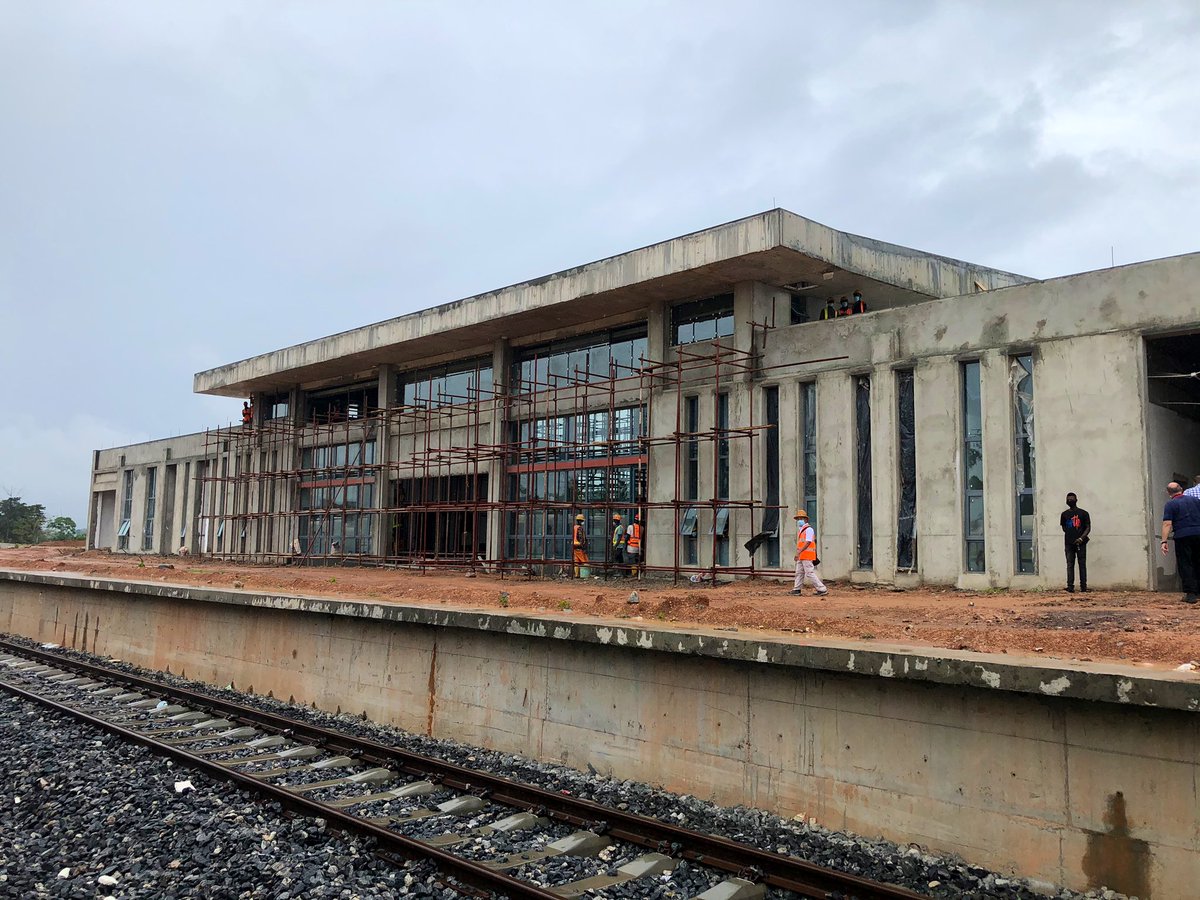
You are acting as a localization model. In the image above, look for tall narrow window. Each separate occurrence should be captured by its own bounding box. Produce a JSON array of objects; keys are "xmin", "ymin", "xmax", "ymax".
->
[
  {"xmin": 715, "ymin": 392, "xmax": 730, "ymax": 565},
  {"xmin": 763, "ymin": 386, "xmax": 780, "ymax": 568},
  {"xmin": 802, "ymin": 383, "xmax": 817, "ymax": 531},
  {"xmin": 854, "ymin": 376, "xmax": 873, "ymax": 568},
  {"xmin": 118, "ymin": 470, "xmax": 133, "ymax": 551},
  {"xmin": 962, "ymin": 361, "xmax": 985, "ymax": 572},
  {"xmin": 896, "ymin": 370, "xmax": 917, "ymax": 570},
  {"xmin": 142, "ymin": 467, "xmax": 157, "ymax": 551},
  {"xmin": 684, "ymin": 396, "xmax": 699, "ymax": 565},
  {"xmin": 1012, "ymin": 355, "xmax": 1036, "ymax": 573}
]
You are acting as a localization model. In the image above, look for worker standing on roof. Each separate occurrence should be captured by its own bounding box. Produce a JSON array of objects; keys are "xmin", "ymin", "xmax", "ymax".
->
[
  {"xmin": 572, "ymin": 513, "xmax": 589, "ymax": 578},
  {"xmin": 625, "ymin": 512, "xmax": 643, "ymax": 578},
  {"xmin": 819, "ymin": 299, "xmax": 837, "ymax": 321},
  {"xmin": 851, "ymin": 291, "xmax": 868, "ymax": 314},
  {"xmin": 610, "ymin": 513, "xmax": 626, "ymax": 577},
  {"xmin": 241, "ymin": 400, "xmax": 253, "ymax": 427}
]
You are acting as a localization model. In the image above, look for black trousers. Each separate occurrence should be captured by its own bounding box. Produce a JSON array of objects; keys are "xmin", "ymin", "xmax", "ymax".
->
[
  {"xmin": 1065, "ymin": 542, "xmax": 1087, "ymax": 588},
  {"xmin": 1176, "ymin": 535, "xmax": 1200, "ymax": 595}
]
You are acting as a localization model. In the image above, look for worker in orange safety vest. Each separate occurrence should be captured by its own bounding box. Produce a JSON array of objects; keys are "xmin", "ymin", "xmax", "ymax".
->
[
  {"xmin": 572, "ymin": 513, "xmax": 589, "ymax": 578},
  {"xmin": 625, "ymin": 512, "xmax": 643, "ymax": 578},
  {"xmin": 790, "ymin": 509, "xmax": 828, "ymax": 597}
]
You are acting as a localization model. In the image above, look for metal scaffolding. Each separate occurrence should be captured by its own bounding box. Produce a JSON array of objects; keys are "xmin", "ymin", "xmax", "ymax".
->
[{"xmin": 197, "ymin": 322, "xmax": 840, "ymax": 581}]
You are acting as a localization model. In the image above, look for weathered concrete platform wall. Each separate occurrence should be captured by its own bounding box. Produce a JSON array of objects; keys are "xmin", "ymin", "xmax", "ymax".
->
[{"xmin": 2, "ymin": 573, "xmax": 1190, "ymax": 898}]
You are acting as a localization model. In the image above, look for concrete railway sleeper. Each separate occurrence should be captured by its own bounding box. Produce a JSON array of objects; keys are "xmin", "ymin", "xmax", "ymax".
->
[{"xmin": 0, "ymin": 640, "xmax": 926, "ymax": 900}]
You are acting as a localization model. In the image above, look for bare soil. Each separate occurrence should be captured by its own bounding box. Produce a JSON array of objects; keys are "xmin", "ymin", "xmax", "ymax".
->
[{"xmin": 5, "ymin": 545, "xmax": 1199, "ymax": 673}]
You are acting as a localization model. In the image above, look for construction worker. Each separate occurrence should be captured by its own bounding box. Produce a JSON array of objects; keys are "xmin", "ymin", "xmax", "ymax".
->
[
  {"xmin": 572, "ymin": 513, "xmax": 589, "ymax": 578},
  {"xmin": 836, "ymin": 297, "xmax": 852, "ymax": 317},
  {"xmin": 625, "ymin": 512, "xmax": 643, "ymax": 578},
  {"xmin": 818, "ymin": 299, "xmax": 837, "ymax": 321},
  {"xmin": 241, "ymin": 400, "xmax": 253, "ymax": 427},
  {"xmin": 791, "ymin": 509, "xmax": 827, "ymax": 597},
  {"xmin": 850, "ymin": 290, "xmax": 868, "ymax": 314},
  {"xmin": 610, "ymin": 513, "xmax": 626, "ymax": 576}
]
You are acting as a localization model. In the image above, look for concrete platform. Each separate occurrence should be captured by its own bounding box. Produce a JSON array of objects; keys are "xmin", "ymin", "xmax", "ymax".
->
[{"xmin": 1, "ymin": 568, "xmax": 1192, "ymax": 898}]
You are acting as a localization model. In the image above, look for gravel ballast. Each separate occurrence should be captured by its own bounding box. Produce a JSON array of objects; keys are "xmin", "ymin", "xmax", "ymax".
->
[{"xmin": 1, "ymin": 635, "xmax": 1133, "ymax": 899}]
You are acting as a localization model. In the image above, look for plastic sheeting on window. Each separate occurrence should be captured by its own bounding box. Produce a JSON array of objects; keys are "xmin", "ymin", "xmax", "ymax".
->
[
  {"xmin": 855, "ymin": 376, "xmax": 873, "ymax": 568},
  {"xmin": 1010, "ymin": 355, "xmax": 1037, "ymax": 573},
  {"xmin": 896, "ymin": 370, "xmax": 917, "ymax": 570}
]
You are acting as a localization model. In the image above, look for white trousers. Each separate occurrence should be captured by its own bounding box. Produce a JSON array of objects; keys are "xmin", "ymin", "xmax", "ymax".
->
[{"xmin": 793, "ymin": 559, "xmax": 826, "ymax": 592}]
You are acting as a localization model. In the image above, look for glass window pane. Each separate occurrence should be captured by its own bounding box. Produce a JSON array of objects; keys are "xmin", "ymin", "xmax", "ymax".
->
[
  {"xmin": 717, "ymin": 314, "xmax": 735, "ymax": 337},
  {"xmin": 966, "ymin": 541, "xmax": 986, "ymax": 572},
  {"xmin": 693, "ymin": 318, "xmax": 717, "ymax": 342},
  {"xmin": 967, "ymin": 495, "xmax": 985, "ymax": 537}
]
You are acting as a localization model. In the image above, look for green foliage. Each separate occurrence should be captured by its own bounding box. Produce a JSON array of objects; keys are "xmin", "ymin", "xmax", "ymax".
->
[
  {"xmin": 44, "ymin": 516, "xmax": 78, "ymax": 541},
  {"xmin": 557, "ymin": 599, "xmax": 571, "ymax": 611},
  {"xmin": 0, "ymin": 496, "xmax": 46, "ymax": 544}
]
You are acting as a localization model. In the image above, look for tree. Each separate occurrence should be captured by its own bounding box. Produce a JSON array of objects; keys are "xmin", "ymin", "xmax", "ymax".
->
[
  {"xmin": 44, "ymin": 516, "xmax": 79, "ymax": 542},
  {"xmin": 0, "ymin": 497, "xmax": 46, "ymax": 544}
]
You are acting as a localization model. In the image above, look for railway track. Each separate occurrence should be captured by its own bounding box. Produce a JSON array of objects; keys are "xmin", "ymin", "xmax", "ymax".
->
[{"xmin": 0, "ymin": 639, "xmax": 925, "ymax": 900}]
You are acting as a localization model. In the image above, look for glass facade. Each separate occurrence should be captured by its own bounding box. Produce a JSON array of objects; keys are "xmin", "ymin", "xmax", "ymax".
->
[
  {"xmin": 684, "ymin": 396, "xmax": 699, "ymax": 565},
  {"xmin": 297, "ymin": 440, "xmax": 377, "ymax": 555},
  {"xmin": 671, "ymin": 294, "xmax": 735, "ymax": 345},
  {"xmin": 896, "ymin": 370, "xmax": 917, "ymax": 570},
  {"xmin": 962, "ymin": 361, "xmax": 985, "ymax": 572},
  {"xmin": 1012, "ymin": 354, "xmax": 1036, "ymax": 573},
  {"xmin": 715, "ymin": 392, "xmax": 730, "ymax": 565},
  {"xmin": 401, "ymin": 358, "xmax": 493, "ymax": 407},
  {"xmin": 512, "ymin": 326, "xmax": 646, "ymax": 393},
  {"xmin": 854, "ymin": 376, "xmax": 873, "ymax": 569},
  {"xmin": 512, "ymin": 406, "xmax": 644, "ymax": 462},
  {"xmin": 142, "ymin": 466, "xmax": 157, "ymax": 551},
  {"xmin": 801, "ymin": 382, "xmax": 817, "ymax": 532}
]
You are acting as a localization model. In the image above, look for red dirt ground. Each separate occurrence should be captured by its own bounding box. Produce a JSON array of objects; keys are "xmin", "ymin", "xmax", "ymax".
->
[{"xmin": 5, "ymin": 545, "xmax": 1200, "ymax": 673}]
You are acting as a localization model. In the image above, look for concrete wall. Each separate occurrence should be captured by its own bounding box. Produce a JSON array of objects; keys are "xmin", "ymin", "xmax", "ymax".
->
[{"xmin": 2, "ymin": 575, "xmax": 1190, "ymax": 899}]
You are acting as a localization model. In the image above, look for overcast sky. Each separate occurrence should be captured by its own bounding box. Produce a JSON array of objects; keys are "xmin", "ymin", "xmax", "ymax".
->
[{"xmin": 2, "ymin": 1, "xmax": 1198, "ymax": 525}]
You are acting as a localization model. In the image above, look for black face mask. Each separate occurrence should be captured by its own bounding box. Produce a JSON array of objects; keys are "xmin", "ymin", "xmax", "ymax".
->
[{"xmin": 1066, "ymin": 499, "xmax": 1077, "ymax": 508}]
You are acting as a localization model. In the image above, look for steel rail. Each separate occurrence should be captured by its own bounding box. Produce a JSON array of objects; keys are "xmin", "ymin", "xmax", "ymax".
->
[
  {"xmin": 0, "ymin": 640, "xmax": 926, "ymax": 899},
  {"xmin": 0, "ymin": 670, "xmax": 564, "ymax": 900}
]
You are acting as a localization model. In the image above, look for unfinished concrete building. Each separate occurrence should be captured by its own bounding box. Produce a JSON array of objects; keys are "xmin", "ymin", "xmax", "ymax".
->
[{"xmin": 87, "ymin": 209, "xmax": 1200, "ymax": 590}]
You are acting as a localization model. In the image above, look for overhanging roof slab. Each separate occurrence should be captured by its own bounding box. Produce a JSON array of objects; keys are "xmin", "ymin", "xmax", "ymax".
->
[{"xmin": 194, "ymin": 209, "xmax": 1031, "ymax": 398}]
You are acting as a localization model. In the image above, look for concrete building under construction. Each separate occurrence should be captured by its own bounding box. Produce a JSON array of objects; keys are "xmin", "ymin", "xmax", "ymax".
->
[{"xmin": 87, "ymin": 209, "xmax": 1200, "ymax": 590}]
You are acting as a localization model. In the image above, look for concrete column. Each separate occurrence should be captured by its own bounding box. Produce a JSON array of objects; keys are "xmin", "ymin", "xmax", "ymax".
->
[
  {"xmin": 376, "ymin": 364, "xmax": 396, "ymax": 561},
  {"xmin": 488, "ymin": 338, "xmax": 512, "ymax": 567},
  {"xmin": 646, "ymin": 301, "xmax": 668, "ymax": 370},
  {"xmin": 869, "ymin": 360, "xmax": 898, "ymax": 582},
  {"xmin": 815, "ymin": 372, "xmax": 853, "ymax": 580},
  {"xmin": 914, "ymin": 357, "xmax": 962, "ymax": 585}
]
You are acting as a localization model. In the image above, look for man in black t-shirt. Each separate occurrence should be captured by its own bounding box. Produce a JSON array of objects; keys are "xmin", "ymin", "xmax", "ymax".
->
[{"xmin": 1060, "ymin": 492, "xmax": 1091, "ymax": 593}]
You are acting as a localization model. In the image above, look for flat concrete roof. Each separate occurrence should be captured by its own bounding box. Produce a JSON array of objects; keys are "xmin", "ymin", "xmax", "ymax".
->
[
  {"xmin": 7, "ymin": 569, "xmax": 1193, "ymax": 713},
  {"xmin": 193, "ymin": 209, "xmax": 1032, "ymax": 398}
]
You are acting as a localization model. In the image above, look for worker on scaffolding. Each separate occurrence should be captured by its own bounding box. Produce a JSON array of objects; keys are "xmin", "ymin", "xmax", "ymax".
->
[
  {"xmin": 241, "ymin": 400, "xmax": 254, "ymax": 427},
  {"xmin": 572, "ymin": 514, "xmax": 589, "ymax": 578},
  {"xmin": 626, "ymin": 512, "xmax": 643, "ymax": 578},
  {"xmin": 610, "ymin": 513, "xmax": 626, "ymax": 577}
]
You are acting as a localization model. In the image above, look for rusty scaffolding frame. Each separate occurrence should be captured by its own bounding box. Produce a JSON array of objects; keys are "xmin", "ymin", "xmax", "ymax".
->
[{"xmin": 197, "ymin": 319, "xmax": 840, "ymax": 581}]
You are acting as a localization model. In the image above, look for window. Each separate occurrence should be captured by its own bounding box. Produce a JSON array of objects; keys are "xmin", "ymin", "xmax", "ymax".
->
[
  {"xmin": 298, "ymin": 440, "xmax": 378, "ymax": 556},
  {"xmin": 716, "ymin": 392, "xmax": 730, "ymax": 565},
  {"xmin": 671, "ymin": 294, "xmax": 734, "ymax": 345},
  {"xmin": 1012, "ymin": 355, "xmax": 1036, "ymax": 573},
  {"xmin": 306, "ymin": 382, "xmax": 378, "ymax": 423},
  {"xmin": 762, "ymin": 386, "xmax": 781, "ymax": 567},
  {"xmin": 896, "ymin": 370, "xmax": 917, "ymax": 570},
  {"xmin": 684, "ymin": 396, "xmax": 700, "ymax": 565},
  {"xmin": 802, "ymin": 383, "xmax": 817, "ymax": 532},
  {"xmin": 142, "ymin": 466, "xmax": 157, "ymax": 551},
  {"xmin": 789, "ymin": 295, "xmax": 810, "ymax": 325},
  {"xmin": 513, "ymin": 326, "xmax": 646, "ymax": 393},
  {"xmin": 854, "ymin": 376, "xmax": 873, "ymax": 568},
  {"xmin": 962, "ymin": 361, "xmax": 985, "ymax": 572},
  {"xmin": 401, "ymin": 358, "xmax": 494, "ymax": 407},
  {"xmin": 118, "ymin": 470, "xmax": 133, "ymax": 550},
  {"xmin": 264, "ymin": 392, "xmax": 290, "ymax": 421}
]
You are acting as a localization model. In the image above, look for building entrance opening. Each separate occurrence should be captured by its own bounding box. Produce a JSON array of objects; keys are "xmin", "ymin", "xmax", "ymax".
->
[
  {"xmin": 1145, "ymin": 333, "xmax": 1200, "ymax": 590},
  {"xmin": 391, "ymin": 475, "xmax": 487, "ymax": 564}
]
